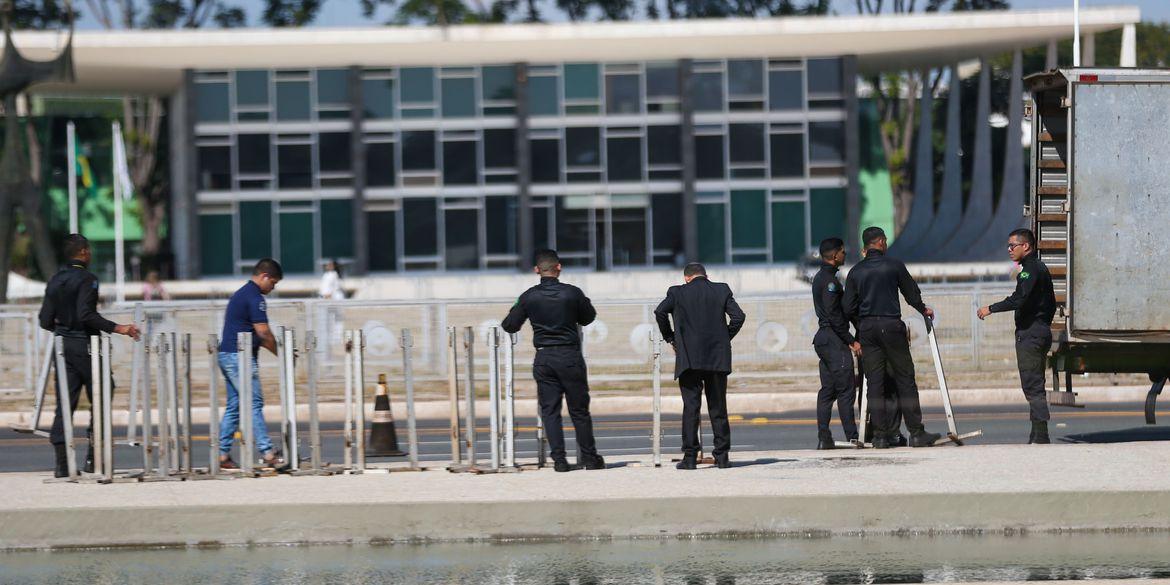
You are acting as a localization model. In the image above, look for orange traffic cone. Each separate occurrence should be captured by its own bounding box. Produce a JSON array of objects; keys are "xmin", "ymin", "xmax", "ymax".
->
[{"xmin": 368, "ymin": 374, "xmax": 405, "ymax": 457}]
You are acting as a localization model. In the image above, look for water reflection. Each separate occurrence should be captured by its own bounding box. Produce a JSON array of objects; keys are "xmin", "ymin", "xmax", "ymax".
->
[{"xmin": 3, "ymin": 533, "xmax": 1170, "ymax": 584}]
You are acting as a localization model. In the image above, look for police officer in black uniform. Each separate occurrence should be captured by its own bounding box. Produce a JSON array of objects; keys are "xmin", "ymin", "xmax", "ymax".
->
[
  {"xmin": 843, "ymin": 227, "xmax": 941, "ymax": 449},
  {"xmin": 811, "ymin": 237, "xmax": 860, "ymax": 450},
  {"xmin": 977, "ymin": 228, "xmax": 1056, "ymax": 444},
  {"xmin": 38, "ymin": 234, "xmax": 141, "ymax": 477},
  {"xmin": 502, "ymin": 249, "xmax": 604, "ymax": 472}
]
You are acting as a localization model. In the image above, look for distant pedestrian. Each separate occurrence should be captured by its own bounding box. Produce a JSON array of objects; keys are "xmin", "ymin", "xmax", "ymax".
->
[
  {"xmin": 216, "ymin": 258, "xmax": 283, "ymax": 469},
  {"xmin": 318, "ymin": 259, "xmax": 346, "ymax": 300},
  {"xmin": 654, "ymin": 263, "xmax": 746, "ymax": 469},
  {"xmin": 38, "ymin": 234, "xmax": 141, "ymax": 477},
  {"xmin": 502, "ymin": 249, "xmax": 605, "ymax": 473},
  {"xmin": 977, "ymin": 228, "xmax": 1056, "ymax": 444},
  {"xmin": 142, "ymin": 270, "xmax": 169, "ymax": 301}
]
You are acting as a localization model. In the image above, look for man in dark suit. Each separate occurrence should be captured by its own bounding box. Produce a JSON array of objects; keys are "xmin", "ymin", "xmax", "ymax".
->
[{"xmin": 654, "ymin": 263, "xmax": 746, "ymax": 469}]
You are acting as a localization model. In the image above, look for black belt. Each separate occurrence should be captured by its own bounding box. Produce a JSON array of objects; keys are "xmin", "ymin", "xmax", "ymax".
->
[
  {"xmin": 859, "ymin": 315, "xmax": 902, "ymax": 321},
  {"xmin": 53, "ymin": 329, "xmax": 89, "ymax": 339},
  {"xmin": 536, "ymin": 344, "xmax": 579, "ymax": 351}
]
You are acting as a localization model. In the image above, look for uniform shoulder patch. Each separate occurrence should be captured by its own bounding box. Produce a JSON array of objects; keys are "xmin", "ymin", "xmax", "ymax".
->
[
  {"xmin": 827, "ymin": 283, "xmax": 838, "ymax": 293},
  {"xmin": 1018, "ymin": 271, "xmax": 1030, "ymax": 280},
  {"xmin": 92, "ymin": 280, "xmax": 99, "ymax": 289}
]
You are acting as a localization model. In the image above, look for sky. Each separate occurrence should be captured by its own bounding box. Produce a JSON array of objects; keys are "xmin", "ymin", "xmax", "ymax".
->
[{"xmin": 69, "ymin": 0, "xmax": 1170, "ymax": 29}]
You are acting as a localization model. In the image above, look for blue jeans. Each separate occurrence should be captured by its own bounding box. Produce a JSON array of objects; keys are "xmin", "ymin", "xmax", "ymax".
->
[{"xmin": 218, "ymin": 352, "xmax": 274, "ymax": 456}]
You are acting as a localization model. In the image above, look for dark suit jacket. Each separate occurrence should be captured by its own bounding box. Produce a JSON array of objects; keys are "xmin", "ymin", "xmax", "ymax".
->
[{"xmin": 654, "ymin": 277, "xmax": 746, "ymax": 379}]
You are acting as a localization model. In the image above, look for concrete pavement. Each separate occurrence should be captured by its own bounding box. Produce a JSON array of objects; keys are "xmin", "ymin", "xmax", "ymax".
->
[{"xmin": 3, "ymin": 442, "xmax": 1170, "ymax": 550}]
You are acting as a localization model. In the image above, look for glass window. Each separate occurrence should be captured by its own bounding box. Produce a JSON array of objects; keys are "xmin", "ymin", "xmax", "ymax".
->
[
  {"xmin": 320, "ymin": 199, "xmax": 353, "ymax": 258},
  {"xmin": 807, "ymin": 58, "xmax": 843, "ymax": 95},
  {"xmin": 728, "ymin": 60, "xmax": 763, "ymax": 97},
  {"xmin": 731, "ymin": 190, "xmax": 766, "ymax": 249},
  {"xmin": 607, "ymin": 137, "xmax": 642, "ymax": 182},
  {"xmin": 810, "ymin": 188, "xmax": 845, "ymax": 247},
  {"xmin": 196, "ymin": 83, "xmax": 230, "ymax": 122},
  {"xmin": 445, "ymin": 208, "xmax": 479, "ymax": 269},
  {"xmin": 481, "ymin": 66, "xmax": 515, "ymax": 101},
  {"xmin": 486, "ymin": 196, "xmax": 518, "ymax": 255},
  {"xmin": 769, "ymin": 70, "xmax": 803, "ymax": 111},
  {"xmin": 200, "ymin": 214, "xmax": 234, "ymax": 275},
  {"xmin": 483, "ymin": 129, "xmax": 516, "ymax": 168},
  {"xmin": 401, "ymin": 131, "xmax": 436, "ymax": 171},
  {"xmin": 611, "ymin": 206, "xmax": 647, "ymax": 266},
  {"xmin": 645, "ymin": 63, "xmax": 679, "ymax": 99},
  {"xmin": 565, "ymin": 127, "xmax": 600, "ymax": 167},
  {"xmin": 316, "ymin": 69, "xmax": 350, "ymax": 105},
  {"xmin": 651, "ymin": 193, "xmax": 683, "ymax": 264},
  {"xmin": 239, "ymin": 201, "xmax": 272, "ymax": 258},
  {"xmin": 442, "ymin": 140, "xmax": 478, "ymax": 185},
  {"xmin": 605, "ymin": 74, "xmax": 641, "ymax": 115},
  {"xmin": 362, "ymin": 78, "xmax": 394, "ymax": 119},
  {"xmin": 403, "ymin": 198, "xmax": 438, "ymax": 256},
  {"xmin": 532, "ymin": 205, "xmax": 550, "ymax": 250},
  {"xmin": 729, "ymin": 124, "xmax": 765, "ymax": 164},
  {"xmin": 276, "ymin": 81, "xmax": 311, "ymax": 121},
  {"xmin": 277, "ymin": 144, "xmax": 312, "ymax": 188},
  {"xmin": 237, "ymin": 134, "xmax": 270, "ymax": 175},
  {"xmin": 530, "ymin": 138, "xmax": 560, "ymax": 183},
  {"xmin": 197, "ymin": 145, "xmax": 231, "ymax": 190},
  {"xmin": 809, "ymin": 122, "xmax": 845, "ymax": 163},
  {"xmin": 529, "ymin": 75, "xmax": 559, "ymax": 116},
  {"xmin": 319, "ymin": 132, "xmax": 352, "ymax": 173},
  {"xmin": 235, "ymin": 71, "xmax": 268, "ymax": 107},
  {"xmin": 772, "ymin": 200, "xmax": 806, "ymax": 262},
  {"xmin": 400, "ymin": 67, "xmax": 435, "ymax": 103},
  {"xmin": 441, "ymin": 77, "xmax": 476, "ymax": 118},
  {"xmin": 697, "ymin": 203, "xmax": 726, "ymax": 264},
  {"xmin": 647, "ymin": 126, "xmax": 680, "ymax": 165},
  {"xmin": 695, "ymin": 135, "xmax": 725, "ymax": 179},
  {"xmin": 367, "ymin": 210, "xmax": 397, "ymax": 271},
  {"xmin": 366, "ymin": 142, "xmax": 396, "ymax": 187},
  {"xmin": 771, "ymin": 133, "xmax": 805, "ymax": 177},
  {"xmin": 691, "ymin": 72, "xmax": 723, "ymax": 112},
  {"xmin": 279, "ymin": 211, "xmax": 315, "ymax": 273},
  {"xmin": 556, "ymin": 197, "xmax": 592, "ymax": 253},
  {"xmin": 563, "ymin": 63, "xmax": 600, "ymax": 100}
]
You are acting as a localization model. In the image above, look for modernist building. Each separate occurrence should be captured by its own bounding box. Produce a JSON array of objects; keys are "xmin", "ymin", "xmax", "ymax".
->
[{"xmin": 17, "ymin": 7, "xmax": 1138, "ymax": 278}]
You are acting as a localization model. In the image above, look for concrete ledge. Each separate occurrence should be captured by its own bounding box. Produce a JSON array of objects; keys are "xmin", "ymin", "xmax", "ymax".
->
[{"xmin": 2, "ymin": 443, "xmax": 1169, "ymax": 550}]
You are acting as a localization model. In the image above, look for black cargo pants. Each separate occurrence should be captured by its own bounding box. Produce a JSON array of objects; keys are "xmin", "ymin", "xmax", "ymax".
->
[
  {"xmin": 858, "ymin": 317, "xmax": 926, "ymax": 437},
  {"xmin": 1015, "ymin": 322, "xmax": 1052, "ymax": 422},
  {"xmin": 813, "ymin": 328, "xmax": 857, "ymax": 441},
  {"xmin": 532, "ymin": 346, "xmax": 599, "ymax": 462}
]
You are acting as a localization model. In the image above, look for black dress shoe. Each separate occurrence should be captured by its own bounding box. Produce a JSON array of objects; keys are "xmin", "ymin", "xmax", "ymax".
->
[
  {"xmin": 816, "ymin": 439, "xmax": 836, "ymax": 450},
  {"xmin": 1030, "ymin": 421, "xmax": 1051, "ymax": 444},
  {"xmin": 872, "ymin": 434, "xmax": 892, "ymax": 449},
  {"xmin": 53, "ymin": 444, "xmax": 70, "ymax": 478},
  {"xmin": 714, "ymin": 455, "xmax": 731, "ymax": 469},
  {"xmin": 893, "ymin": 434, "xmax": 909, "ymax": 447},
  {"xmin": 676, "ymin": 455, "xmax": 697, "ymax": 470},
  {"xmin": 581, "ymin": 454, "xmax": 606, "ymax": 470},
  {"xmin": 553, "ymin": 459, "xmax": 572, "ymax": 472},
  {"xmin": 910, "ymin": 431, "xmax": 942, "ymax": 447}
]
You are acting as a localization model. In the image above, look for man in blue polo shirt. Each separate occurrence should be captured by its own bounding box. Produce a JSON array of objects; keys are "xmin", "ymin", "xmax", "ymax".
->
[{"xmin": 217, "ymin": 258, "xmax": 283, "ymax": 469}]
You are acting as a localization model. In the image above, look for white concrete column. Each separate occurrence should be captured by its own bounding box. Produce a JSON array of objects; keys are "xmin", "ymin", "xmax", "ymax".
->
[
  {"xmin": 1046, "ymin": 40, "xmax": 1058, "ymax": 70},
  {"xmin": 1083, "ymin": 33, "xmax": 1096, "ymax": 67},
  {"xmin": 1121, "ymin": 24, "xmax": 1137, "ymax": 67}
]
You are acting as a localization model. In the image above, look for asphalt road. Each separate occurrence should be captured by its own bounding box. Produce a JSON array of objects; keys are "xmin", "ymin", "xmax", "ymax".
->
[{"xmin": 3, "ymin": 401, "xmax": 1169, "ymax": 474}]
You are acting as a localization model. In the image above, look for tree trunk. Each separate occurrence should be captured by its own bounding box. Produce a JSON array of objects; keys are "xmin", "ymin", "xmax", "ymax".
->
[{"xmin": 19, "ymin": 94, "xmax": 58, "ymax": 280}]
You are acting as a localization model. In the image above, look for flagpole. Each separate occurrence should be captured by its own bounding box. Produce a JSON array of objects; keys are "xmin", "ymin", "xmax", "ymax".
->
[
  {"xmin": 112, "ymin": 122, "xmax": 126, "ymax": 304},
  {"xmin": 1073, "ymin": 0, "xmax": 1081, "ymax": 67},
  {"xmin": 67, "ymin": 121, "xmax": 77, "ymax": 234}
]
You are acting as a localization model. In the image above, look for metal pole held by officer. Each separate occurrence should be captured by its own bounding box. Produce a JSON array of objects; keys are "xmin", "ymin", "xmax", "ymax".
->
[
  {"xmin": 500, "ymin": 249, "xmax": 605, "ymax": 473},
  {"xmin": 842, "ymin": 227, "xmax": 941, "ymax": 449},
  {"xmin": 37, "ymin": 234, "xmax": 141, "ymax": 478}
]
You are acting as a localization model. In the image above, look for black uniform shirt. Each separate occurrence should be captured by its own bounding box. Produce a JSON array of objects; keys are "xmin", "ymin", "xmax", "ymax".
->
[
  {"xmin": 843, "ymin": 249, "xmax": 927, "ymax": 321},
  {"xmin": 812, "ymin": 263, "xmax": 854, "ymax": 345},
  {"xmin": 989, "ymin": 252, "xmax": 1056, "ymax": 330},
  {"xmin": 38, "ymin": 261, "xmax": 117, "ymax": 338},
  {"xmin": 501, "ymin": 277, "xmax": 597, "ymax": 348}
]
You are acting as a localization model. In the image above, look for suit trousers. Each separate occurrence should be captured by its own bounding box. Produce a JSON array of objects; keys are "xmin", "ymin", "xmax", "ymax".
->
[
  {"xmin": 678, "ymin": 369, "xmax": 731, "ymax": 458},
  {"xmin": 532, "ymin": 346, "xmax": 598, "ymax": 462},
  {"xmin": 858, "ymin": 317, "xmax": 926, "ymax": 437}
]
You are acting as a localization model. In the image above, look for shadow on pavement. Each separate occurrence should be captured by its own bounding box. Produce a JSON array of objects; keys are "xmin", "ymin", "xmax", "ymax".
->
[{"xmin": 1061, "ymin": 426, "xmax": 1170, "ymax": 444}]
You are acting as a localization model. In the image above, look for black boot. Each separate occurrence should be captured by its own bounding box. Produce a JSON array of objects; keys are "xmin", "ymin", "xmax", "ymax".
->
[
  {"xmin": 816, "ymin": 437, "xmax": 836, "ymax": 450},
  {"xmin": 553, "ymin": 458, "xmax": 572, "ymax": 472},
  {"xmin": 676, "ymin": 454, "xmax": 697, "ymax": 470},
  {"xmin": 714, "ymin": 454, "xmax": 731, "ymax": 469},
  {"xmin": 871, "ymin": 433, "xmax": 892, "ymax": 449},
  {"xmin": 1030, "ymin": 421, "xmax": 1051, "ymax": 444},
  {"xmin": 910, "ymin": 431, "xmax": 942, "ymax": 447},
  {"xmin": 581, "ymin": 454, "xmax": 606, "ymax": 470},
  {"xmin": 53, "ymin": 444, "xmax": 70, "ymax": 478}
]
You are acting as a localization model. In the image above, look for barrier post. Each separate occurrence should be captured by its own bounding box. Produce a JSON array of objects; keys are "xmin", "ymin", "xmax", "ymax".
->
[
  {"xmin": 343, "ymin": 330, "xmax": 354, "ymax": 471},
  {"xmin": 282, "ymin": 328, "xmax": 299, "ymax": 471},
  {"xmin": 652, "ymin": 329, "xmax": 663, "ymax": 467},
  {"xmin": 180, "ymin": 333, "xmax": 193, "ymax": 473},
  {"xmin": 238, "ymin": 332, "xmax": 254, "ymax": 476},
  {"xmin": 462, "ymin": 326, "xmax": 477, "ymax": 468},
  {"xmin": 504, "ymin": 333, "xmax": 517, "ymax": 469},
  {"xmin": 306, "ymin": 332, "xmax": 323, "ymax": 472},
  {"xmin": 354, "ymin": 329, "xmax": 367, "ymax": 472},
  {"xmin": 153, "ymin": 333, "xmax": 170, "ymax": 477},
  {"xmin": 126, "ymin": 302, "xmax": 144, "ymax": 445},
  {"xmin": 167, "ymin": 332, "xmax": 181, "ymax": 472},
  {"xmin": 90, "ymin": 335, "xmax": 103, "ymax": 477},
  {"xmin": 447, "ymin": 327, "xmax": 461, "ymax": 465},
  {"xmin": 101, "ymin": 333, "xmax": 114, "ymax": 480},
  {"xmin": 401, "ymin": 328, "xmax": 419, "ymax": 468},
  {"xmin": 53, "ymin": 336, "xmax": 78, "ymax": 479},
  {"xmin": 277, "ymin": 326, "xmax": 289, "ymax": 467},
  {"xmin": 141, "ymin": 335, "xmax": 154, "ymax": 475},
  {"xmin": 208, "ymin": 334, "xmax": 220, "ymax": 476},
  {"xmin": 487, "ymin": 327, "xmax": 501, "ymax": 471}
]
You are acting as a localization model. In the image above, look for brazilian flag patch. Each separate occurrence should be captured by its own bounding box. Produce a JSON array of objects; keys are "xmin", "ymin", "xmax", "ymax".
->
[{"xmin": 1019, "ymin": 271, "xmax": 1030, "ymax": 280}]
